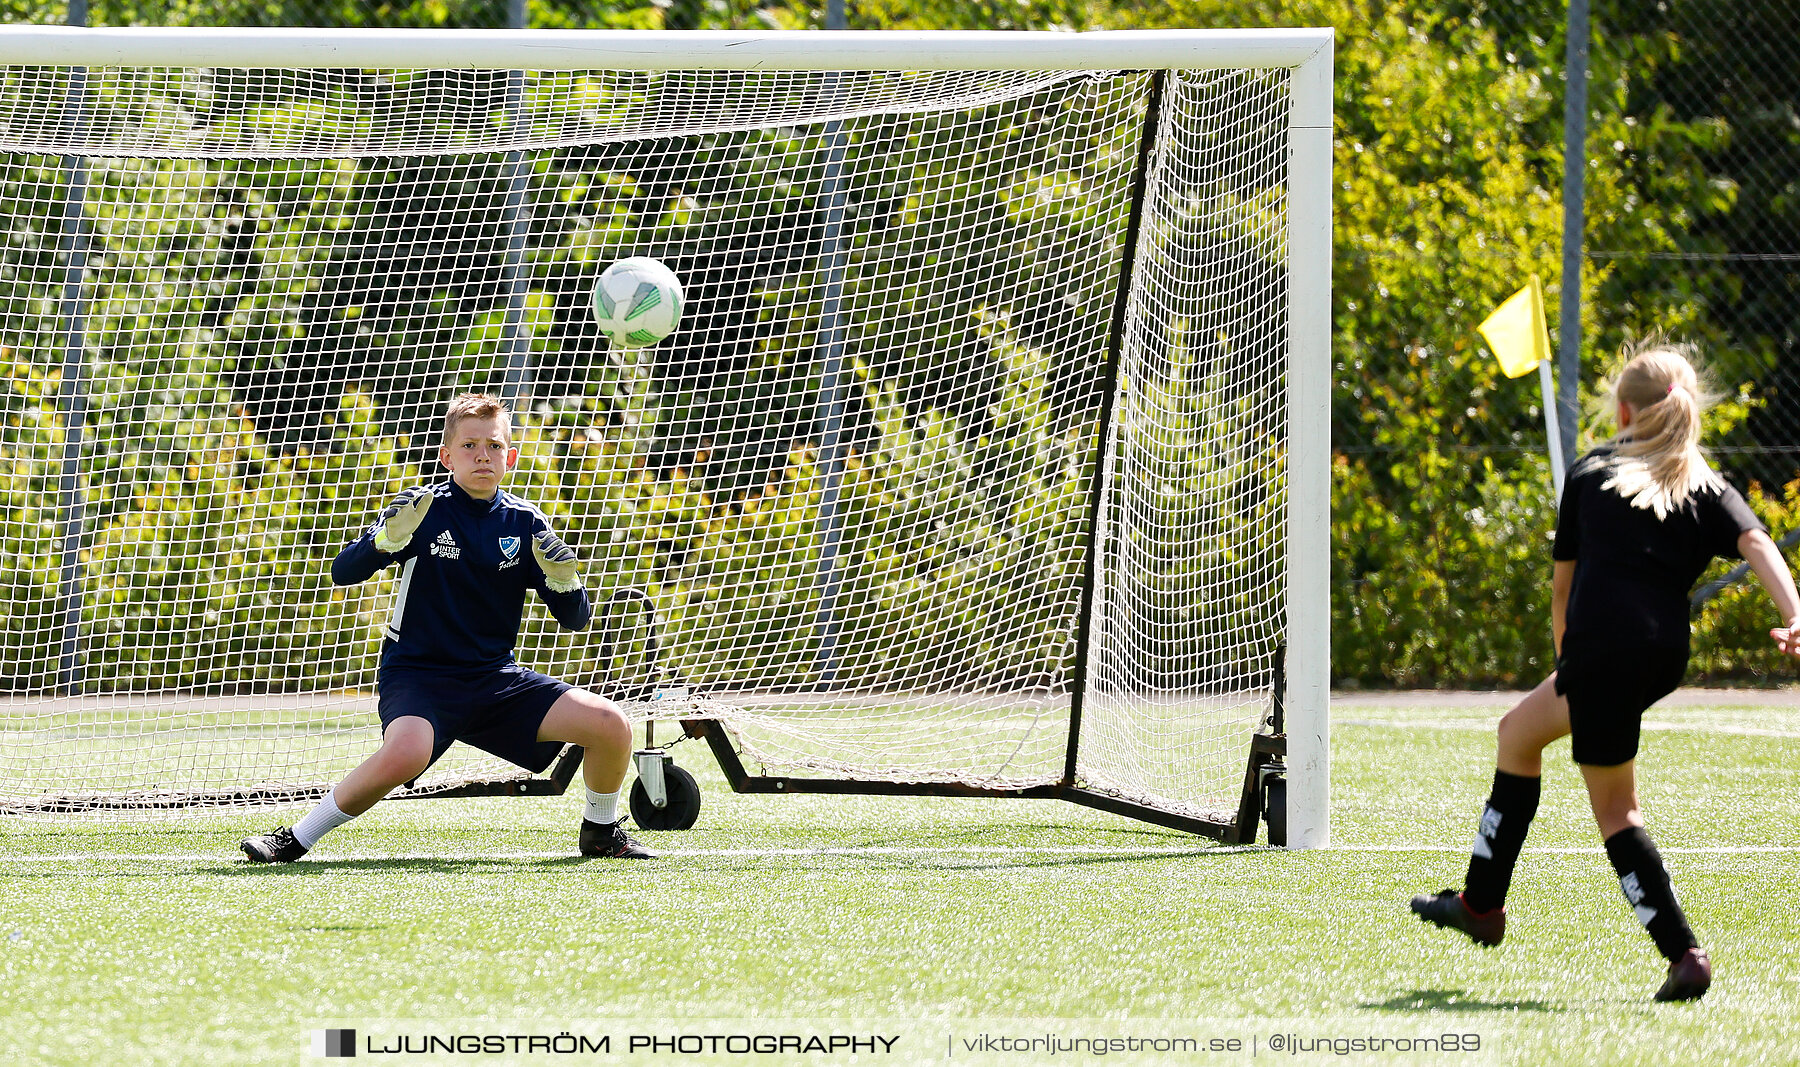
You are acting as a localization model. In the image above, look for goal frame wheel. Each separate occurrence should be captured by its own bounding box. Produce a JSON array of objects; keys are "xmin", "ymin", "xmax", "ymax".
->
[
  {"xmin": 630, "ymin": 751, "xmax": 701, "ymax": 831},
  {"xmin": 1262, "ymin": 771, "xmax": 1287, "ymax": 848}
]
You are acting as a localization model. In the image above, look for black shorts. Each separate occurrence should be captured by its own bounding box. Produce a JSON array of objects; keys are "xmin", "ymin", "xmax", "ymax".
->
[
  {"xmin": 378, "ymin": 663, "xmax": 571, "ymax": 773},
  {"xmin": 1554, "ymin": 638, "xmax": 1686, "ymax": 766}
]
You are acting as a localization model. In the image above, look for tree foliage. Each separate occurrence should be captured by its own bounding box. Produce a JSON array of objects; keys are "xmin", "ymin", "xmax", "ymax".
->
[
  {"xmin": 1106, "ymin": 0, "xmax": 1786, "ymax": 684},
  {"xmin": 3, "ymin": 0, "xmax": 1795, "ymax": 689}
]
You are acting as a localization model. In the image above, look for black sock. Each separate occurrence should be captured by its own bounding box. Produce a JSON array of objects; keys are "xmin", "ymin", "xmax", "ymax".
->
[
  {"xmin": 1604, "ymin": 826, "xmax": 1697, "ymax": 962},
  {"xmin": 1461, "ymin": 770, "xmax": 1541, "ymax": 913}
]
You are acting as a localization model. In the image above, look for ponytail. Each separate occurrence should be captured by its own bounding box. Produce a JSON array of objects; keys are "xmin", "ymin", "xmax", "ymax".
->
[{"xmin": 1600, "ymin": 338, "xmax": 1722, "ymax": 518}]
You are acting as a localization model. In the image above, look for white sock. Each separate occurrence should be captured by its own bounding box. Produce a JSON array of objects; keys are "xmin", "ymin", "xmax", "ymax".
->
[
  {"xmin": 584, "ymin": 787, "xmax": 621, "ymax": 825},
  {"xmin": 293, "ymin": 790, "xmax": 355, "ymax": 850}
]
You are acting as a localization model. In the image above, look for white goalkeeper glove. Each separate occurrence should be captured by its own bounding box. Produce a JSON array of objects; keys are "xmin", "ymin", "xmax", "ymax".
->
[
  {"xmin": 372, "ymin": 487, "xmax": 434, "ymax": 554},
  {"xmin": 533, "ymin": 530, "xmax": 584, "ymax": 594}
]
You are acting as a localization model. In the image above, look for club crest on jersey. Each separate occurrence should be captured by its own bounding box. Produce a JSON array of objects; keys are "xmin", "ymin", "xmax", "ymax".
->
[
  {"xmin": 497, "ymin": 535, "xmax": 522, "ymax": 570},
  {"xmin": 430, "ymin": 530, "xmax": 461, "ymax": 560}
]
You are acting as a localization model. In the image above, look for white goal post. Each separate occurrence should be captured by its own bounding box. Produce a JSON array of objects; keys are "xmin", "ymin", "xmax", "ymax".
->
[{"xmin": 0, "ymin": 26, "xmax": 1331, "ymax": 847}]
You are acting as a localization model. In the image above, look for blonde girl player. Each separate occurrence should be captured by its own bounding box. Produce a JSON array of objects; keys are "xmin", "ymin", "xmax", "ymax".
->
[
  {"xmin": 241, "ymin": 393, "xmax": 651, "ymax": 862},
  {"xmin": 1410, "ymin": 338, "xmax": 1800, "ymax": 1001}
]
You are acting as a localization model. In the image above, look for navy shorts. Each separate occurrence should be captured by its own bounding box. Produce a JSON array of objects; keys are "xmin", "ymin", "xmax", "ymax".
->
[
  {"xmin": 378, "ymin": 663, "xmax": 571, "ymax": 773},
  {"xmin": 1554, "ymin": 637, "xmax": 1687, "ymax": 766}
]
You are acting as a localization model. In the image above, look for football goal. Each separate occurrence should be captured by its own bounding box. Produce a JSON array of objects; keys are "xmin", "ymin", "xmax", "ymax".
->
[{"xmin": 0, "ymin": 26, "xmax": 1331, "ymax": 846}]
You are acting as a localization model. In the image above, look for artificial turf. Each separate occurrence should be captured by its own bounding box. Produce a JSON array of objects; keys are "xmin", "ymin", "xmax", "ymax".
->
[{"xmin": 2, "ymin": 699, "xmax": 1796, "ymax": 1065}]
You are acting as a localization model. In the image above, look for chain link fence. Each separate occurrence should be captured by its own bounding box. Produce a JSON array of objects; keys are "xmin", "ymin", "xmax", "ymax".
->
[
  {"xmin": 1321, "ymin": 0, "xmax": 1800, "ymax": 494},
  {"xmin": 8, "ymin": 0, "xmax": 1800, "ymax": 682},
  {"xmin": 1595, "ymin": 0, "xmax": 1800, "ymax": 495}
]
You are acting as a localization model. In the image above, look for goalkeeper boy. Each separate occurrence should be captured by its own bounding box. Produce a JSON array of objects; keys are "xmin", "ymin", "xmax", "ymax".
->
[{"xmin": 241, "ymin": 392, "xmax": 651, "ymax": 862}]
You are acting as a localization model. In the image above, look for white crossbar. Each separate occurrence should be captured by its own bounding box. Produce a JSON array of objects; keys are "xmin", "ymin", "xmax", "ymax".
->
[{"xmin": 0, "ymin": 26, "xmax": 1333, "ymax": 72}]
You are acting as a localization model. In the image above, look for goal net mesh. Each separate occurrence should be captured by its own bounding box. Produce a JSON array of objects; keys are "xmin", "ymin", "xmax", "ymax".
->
[{"xmin": 0, "ymin": 58, "xmax": 1292, "ymax": 821}]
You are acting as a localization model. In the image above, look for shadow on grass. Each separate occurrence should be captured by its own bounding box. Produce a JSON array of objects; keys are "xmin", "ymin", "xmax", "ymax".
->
[
  {"xmin": 675, "ymin": 841, "xmax": 1258, "ymax": 872},
  {"xmin": 1364, "ymin": 989, "xmax": 1558, "ymax": 1014},
  {"xmin": 183, "ymin": 846, "xmax": 1240, "ymax": 876},
  {"xmin": 854, "ymin": 821, "xmax": 1275, "ymax": 868},
  {"xmin": 919, "ymin": 849, "xmax": 1222, "ymax": 872},
  {"xmin": 855, "ymin": 822, "xmax": 1208, "ymax": 847},
  {"xmin": 199, "ymin": 856, "xmax": 605, "ymax": 876},
  {"xmin": 0, "ymin": 828, "xmax": 1263, "ymax": 878}
]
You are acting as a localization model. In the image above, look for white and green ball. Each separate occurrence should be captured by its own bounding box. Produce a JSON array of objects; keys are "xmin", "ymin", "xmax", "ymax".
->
[{"xmin": 592, "ymin": 257, "xmax": 684, "ymax": 348}]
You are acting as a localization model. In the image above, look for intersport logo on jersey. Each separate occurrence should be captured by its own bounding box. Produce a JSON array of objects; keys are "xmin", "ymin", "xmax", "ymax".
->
[{"xmin": 430, "ymin": 531, "xmax": 461, "ymax": 560}]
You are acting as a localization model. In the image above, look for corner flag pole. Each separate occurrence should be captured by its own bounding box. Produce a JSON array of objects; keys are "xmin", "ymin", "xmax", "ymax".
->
[
  {"xmin": 1478, "ymin": 273, "xmax": 1566, "ymax": 500},
  {"xmin": 1537, "ymin": 357, "xmax": 1565, "ymax": 499}
]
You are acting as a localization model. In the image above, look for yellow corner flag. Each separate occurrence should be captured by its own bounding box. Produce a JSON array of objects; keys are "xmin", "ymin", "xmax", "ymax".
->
[{"xmin": 1477, "ymin": 274, "xmax": 1551, "ymax": 379}]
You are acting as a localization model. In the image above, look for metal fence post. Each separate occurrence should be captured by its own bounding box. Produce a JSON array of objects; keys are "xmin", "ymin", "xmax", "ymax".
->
[
  {"xmin": 498, "ymin": 0, "xmax": 535, "ymax": 407},
  {"xmin": 53, "ymin": 0, "xmax": 93, "ymax": 694},
  {"xmin": 811, "ymin": 0, "xmax": 851, "ymax": 687},
  {"xmin": 1556, "ymin": 0, "xmax": 1589, "ymax": 468}
]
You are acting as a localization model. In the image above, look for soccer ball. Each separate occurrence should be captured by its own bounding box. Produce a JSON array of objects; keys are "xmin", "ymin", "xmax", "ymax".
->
[{"xmin": 592, "ymin": 257, "xmax": 684, "ymax": 348}]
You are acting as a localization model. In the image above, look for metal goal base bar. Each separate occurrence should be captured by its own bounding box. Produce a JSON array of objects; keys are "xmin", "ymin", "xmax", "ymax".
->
[{"xmin": 687, "ymin": 718, "xmax": 1285, "ymax": 845}]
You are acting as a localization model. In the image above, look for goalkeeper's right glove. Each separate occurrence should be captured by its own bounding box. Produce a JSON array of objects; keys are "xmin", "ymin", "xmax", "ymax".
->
[{"xmin": 373, "ymin": 486, "xmax": 434, "ymax": 554}]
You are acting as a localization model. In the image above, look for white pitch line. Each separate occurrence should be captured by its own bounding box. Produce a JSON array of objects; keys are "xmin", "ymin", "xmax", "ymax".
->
[
  {"xmin": 1, "ymin": 843, "xmax": 1793, "ymax": 864},
  {"xmin": 0, "ymin": 845, "xmax": 1219, "ymax": 864},
  {"xmin": 1329, "ymin": 844, "xmax": 1797, "ymax": 855},
  {"xmin": 1340, "ymin": 718, "xmax": 1800, "ymax": 739}
]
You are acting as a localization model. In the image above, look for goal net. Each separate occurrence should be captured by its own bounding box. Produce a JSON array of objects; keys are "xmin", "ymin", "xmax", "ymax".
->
[{"xmin": 0, "ymin": 28, "xmax": 1330, "ymax": 836}]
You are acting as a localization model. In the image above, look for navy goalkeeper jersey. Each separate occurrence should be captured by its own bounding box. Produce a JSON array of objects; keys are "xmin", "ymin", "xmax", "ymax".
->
[{"xmin": 332, "ymin": 479, "xmax": 591, "ymax": 672}]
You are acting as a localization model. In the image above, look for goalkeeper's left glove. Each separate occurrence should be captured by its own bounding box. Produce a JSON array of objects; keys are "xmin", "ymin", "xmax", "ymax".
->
[{"xmin": 533, "ymin": 530, "xmax": 584, "ymax": 594}]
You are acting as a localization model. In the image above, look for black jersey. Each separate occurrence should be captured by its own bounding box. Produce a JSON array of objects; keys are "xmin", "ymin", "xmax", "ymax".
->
[
  {"xmin": 1553, "ymin": 444, "xmax": 1764, "ymax": 648},
  {"xmin": 331, "ymin": 479, "xmax": 591, "ymax": 672}
]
